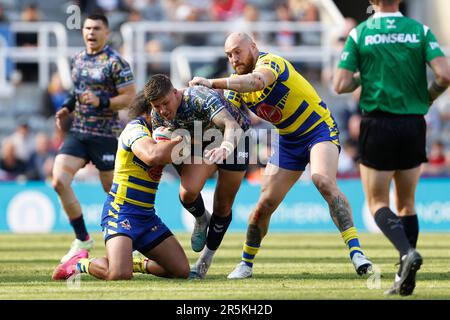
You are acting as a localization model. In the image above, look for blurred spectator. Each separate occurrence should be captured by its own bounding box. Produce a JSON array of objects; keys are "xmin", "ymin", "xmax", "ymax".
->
[
  {"xmin": 161, "ymin": 0, "xmax": 183, "ymax": 21},
  {"xmin": 15, "ymin": 3, "xmax": 41, "ymax": 83},
  {"xmin": 42, "ymin": 72, "xmax": 70, "ymax": 118},
  {"xmin": 347, "ymin": 112, "xmax": 361, "ymax": 144},
  {"xmin": 20, "ymin": 3, "xmax": 41, "ymax": 23},
  {"xmin": 425, "ymin": 102, "xmax": 442, "ymax": 146},
  {"xmin": 0, "ymin": 140, "xmax": 27, "ymax": 181},
  {"xmin": 210, "ymin": 0, "xmax": 246, "ymax": 21},
  {"xmin": 6, "ymin": 121, "xmax": 35, "ymax": 163},
  {"xmin": 337, "ymin": 139, "xmax": 359, "ymax": 178},
  {"xmin": 194, "ymin": 57, "xmax": 229, "ymax": 79},
  {"xmin": 145, "ymin": 39, "xmax": 170, "ymax": 76},
  {"xmin": 0, "ymin": 3, "xmax": 9, "ymax": 23},
  {"xmin": 272, "ymin": 3, "xmax": 297, "ymax": 49},
  {"xmin": 77, "ymin": 0, "xmax": 129, "ymax": 15},
  {"xmin": 288, "ymin": 0, "xmax": 319, "ymax": 22},
  {"xmin": 175, "ymin": 3, "xmax": 208, "ymax": 46},
  {"xmin": 322, "ymin": 17, "xmax": 357, "ymax": 85},
  {"xmin": 431, "ymin": 89, "xmax": 450, "ymax": 148},
  {"xmin": 421, "ymin": 140, "xmax": 448, "ymax": 177},
  {"xmin": 127, "ymin": 8, "xmax": 143, "ymax": 22},
  {"xmin": 27, "ymin": 132, "xmax": 56, "ymax": 181},
  {"xmin": 234, "ymin": 4, "xmax": 262, "ymax": 42},
  {"xmin": 135, "ymin": 0, "xmax": 167, "ymax": 21}
]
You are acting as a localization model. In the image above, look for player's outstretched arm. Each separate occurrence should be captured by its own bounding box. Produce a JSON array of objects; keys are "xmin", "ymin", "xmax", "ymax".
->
[
  {"xmin": 428, "ymin": 56, "xmax": 450, "ymax": 105},
  {"xmin": 131, "ymin": 136, "xmax": 182, "ymax": 166},
  {"xmin": 189, "ymin": 68, "xmax": 276, "ymax": 93},
  {"xmin": 333, "ymin": 68, "xmax": 361, "ymax": 94}
]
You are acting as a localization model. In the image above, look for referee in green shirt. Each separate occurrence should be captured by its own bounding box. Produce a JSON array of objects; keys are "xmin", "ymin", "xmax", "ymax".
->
[{"xmin": 334, "ymin": 0, "xmax": 450, "ymax": 296}]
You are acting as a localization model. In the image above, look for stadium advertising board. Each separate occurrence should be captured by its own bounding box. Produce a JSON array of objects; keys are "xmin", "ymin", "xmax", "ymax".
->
[{"xmin": 0, "ymin": 179, "xmax": 449, "ymax": 233}]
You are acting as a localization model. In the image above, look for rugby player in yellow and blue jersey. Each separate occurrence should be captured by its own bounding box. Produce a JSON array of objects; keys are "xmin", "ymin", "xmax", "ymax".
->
[
  {"xmin": 52, "ymin": 92, "xmax": 190, "ymax": 281},
  {"xmin": 189, "ymin": 32, "xmax": 372, "ymax": 279}
]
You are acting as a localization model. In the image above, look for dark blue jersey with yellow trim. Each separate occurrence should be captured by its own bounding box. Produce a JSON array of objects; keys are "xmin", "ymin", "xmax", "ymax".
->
[
  {"xmin": 109, "ymin": 116, "xmax": 163, "ymax": 210},
  {"xmin": 226, "ymin": 52, "xmax": 337, "ymax": 139}
]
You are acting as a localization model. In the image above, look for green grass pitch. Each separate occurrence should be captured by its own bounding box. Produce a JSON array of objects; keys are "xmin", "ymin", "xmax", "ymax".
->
[{"xmin": 0, "ymin": 232, "xmax": 449, "ymax": 300}]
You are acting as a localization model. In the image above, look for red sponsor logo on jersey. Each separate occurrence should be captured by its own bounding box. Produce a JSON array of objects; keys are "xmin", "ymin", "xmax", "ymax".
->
[
  {"xmin": 256, "ymin": 104, "xmax": 282, "ymax": 123},
  {"xmin": 147, "ymin": 165, "xmax": 163, "ymax": 181}
]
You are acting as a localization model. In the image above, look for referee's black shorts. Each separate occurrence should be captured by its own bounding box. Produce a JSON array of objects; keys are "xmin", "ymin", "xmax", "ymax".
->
[{"xmin": 359, "ymin": 112, "xmax": 428, "ymax": 171}]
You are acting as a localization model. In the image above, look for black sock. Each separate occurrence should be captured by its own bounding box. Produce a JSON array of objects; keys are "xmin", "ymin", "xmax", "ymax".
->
[
  {"xmin": 400, "ymin": 215, "xmax": 419, "ymax": 248},
  {"xmin": 206, "ymin": 213, "xmax": 232, "ymax": 251},
  {"xmin": 180, "ymin": 194, "xmax": 205, "ymax": 218},
  {"xmin": 374, "ymin": 207, "xmax": 410, "ymax": 256},
  {"xmin": 70, "ymin": 215, "xmax": 89, "ymax": 241}
]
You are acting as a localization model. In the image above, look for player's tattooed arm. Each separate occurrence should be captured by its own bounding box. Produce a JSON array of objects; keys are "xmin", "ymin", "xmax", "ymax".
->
[
  {"xmin": 333, "ymin": 68, "xmax": 361, "ymax": 94},
  {"xmin": 428, "ymin": 56, "xmax": 450, "ymax": 105},
  {"xmin": 220, "ymin": 68, "xmax": 275, "ymax": 92},
  {"xmin": 189, "ymin": 68, "xmax": 276, "ymax": 93},
  {"xmin": 330, "ymin": 195, "xmax": 354, "ymax": 232}
]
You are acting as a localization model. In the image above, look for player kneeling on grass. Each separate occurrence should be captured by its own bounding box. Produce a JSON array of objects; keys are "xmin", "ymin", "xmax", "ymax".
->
[{"xmin": 52, "ymin": 92, "xmax": 190, "ymax": 281}]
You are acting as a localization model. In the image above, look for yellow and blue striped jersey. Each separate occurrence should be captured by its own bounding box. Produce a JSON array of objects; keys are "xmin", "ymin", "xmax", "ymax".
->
[
  {"xmin": 225, "ymin": 52, "xmax": 337, "ymax": 138},
  {"xmin": 109, "ymin": 116, "xmax": 163, "ymax": 209}
]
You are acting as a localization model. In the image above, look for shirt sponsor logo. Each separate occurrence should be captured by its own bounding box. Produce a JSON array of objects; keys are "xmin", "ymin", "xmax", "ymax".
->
[
  {"xmin": 120, "ymin": 69, "xmax": 133, "ymax": 77},
  {"xmin": 341, "ymin": 51, "xmax": 350, "ymax": 61},
  {"xmin": 386, "ymin": 19, "xmax": 396, "ymax": 29},
  {"xmin": 102, "ymin": 154, "xmax": 115, "ymax": 162},
  {"xmin": 365, "ymin": 33, "xmax": 420, "ymax": 45},
  {"xmin": 429, "ymin": 42, "xmax": 440, "ymax": 50},
  {"xmin": 256, "ymin": 103, "xmax": 282, "ymax": 123},
  {"xmin": 120, "ymin": 218, "xmax": 132, "ymax": 230}
]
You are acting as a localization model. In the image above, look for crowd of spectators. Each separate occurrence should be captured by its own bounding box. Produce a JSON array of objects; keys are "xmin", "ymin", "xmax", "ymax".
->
[{"xmin": 1, "ymin": 1, "xmax": 450, "ymax": 183}]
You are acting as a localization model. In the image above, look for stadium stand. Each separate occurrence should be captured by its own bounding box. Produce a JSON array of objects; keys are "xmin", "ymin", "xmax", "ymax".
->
[{"xmin": 0, "ymin": 0, "xmax": 449, "ymax": 182}]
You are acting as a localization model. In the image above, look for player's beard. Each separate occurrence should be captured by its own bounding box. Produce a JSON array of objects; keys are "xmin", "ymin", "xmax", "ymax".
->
[{"xmin": 234, "ymin": 54, "xmax": 256, "ymax": 75}]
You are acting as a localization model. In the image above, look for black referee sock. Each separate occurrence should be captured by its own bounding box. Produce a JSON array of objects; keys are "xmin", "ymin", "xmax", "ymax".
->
[
  {"xmin": 400, "ymin": 215, "xmax": 419, "ymax": 248},
  {"xmin": 70, "ymin": 215, "xmax": 89, "ymax": 241},
  {"xmin": 180, "ymin": 194, "xmax": 205, "ymax": 218},
  {"xmin": 395, "ymin": 215, "xmax": 419, "ymax": 277},
  {"xmin": 374, "ymin": 207, "xmax": 411, "ymax": 256},
  {"xmin": 206, "ymin": 213, "xmax": 232, "ymax": 251}
]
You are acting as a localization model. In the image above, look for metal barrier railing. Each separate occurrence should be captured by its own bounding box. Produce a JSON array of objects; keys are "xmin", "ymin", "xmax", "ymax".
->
[
  {"xmin": 120, "ymin": 21, "xmax": 334, "ymax": 89},
  {"xmin": 0, "ymin": 35, "xmax": 14, "ymax": 98},
  {"xmin": 0, "ymin": 21, "xmax": 72, "ymax": 94}
]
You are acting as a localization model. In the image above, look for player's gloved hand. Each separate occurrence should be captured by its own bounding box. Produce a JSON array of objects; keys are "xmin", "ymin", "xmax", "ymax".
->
[
  {"xmin": 204, "ymin": 141, "xmax": 234, "ymax": 164},
  {"xmin": 189, "ymin": 77, "xmax": 213, "ymax": 88}
]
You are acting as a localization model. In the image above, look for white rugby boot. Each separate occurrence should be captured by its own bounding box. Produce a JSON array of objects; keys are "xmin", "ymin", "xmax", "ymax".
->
[{"xmin": 227, "ymin": 261, "xmax": 253, "ymax": 279}]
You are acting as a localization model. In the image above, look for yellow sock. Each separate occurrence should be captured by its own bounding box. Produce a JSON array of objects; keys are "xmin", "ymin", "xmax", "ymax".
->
[
  {"xmin": 241, "ymin": 243, "xmax": 260, "ymax": 267},
  {"xmin": 133, "ymin": 257, "xmax": 148, "ymax": 274},
  {"xmin": 341, "ymin": 227, "xmax": 364, "ymax": 258},
  {"xmin": 77, "ymin": 258, "xmax": 91, "ymax": 274}
]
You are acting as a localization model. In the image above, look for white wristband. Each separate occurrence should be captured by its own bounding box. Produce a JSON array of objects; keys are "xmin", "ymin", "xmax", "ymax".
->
[
  {"xmin": 220, "ymin": 141, "xmax": 234, "ymax": 155},
  {"xmin": 226, "ymin": 78, "xmax": 230, "ymax": 89}
]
